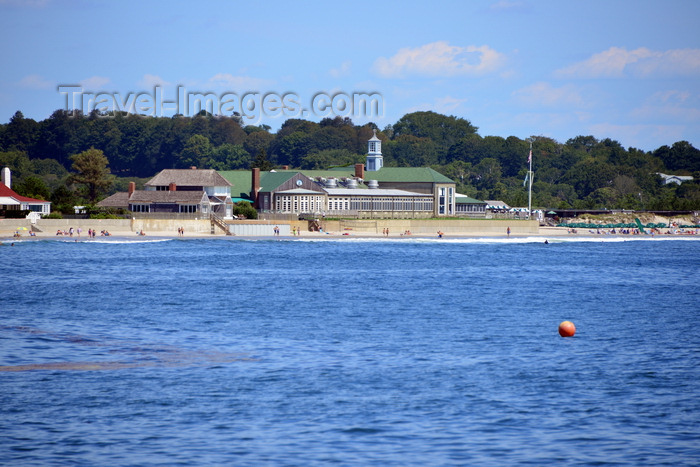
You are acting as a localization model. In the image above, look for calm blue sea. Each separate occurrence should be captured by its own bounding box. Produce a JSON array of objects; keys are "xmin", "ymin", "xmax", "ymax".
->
[{"xmin": 1, "ymin": 236, "xmax": 699, "ymax": 466}]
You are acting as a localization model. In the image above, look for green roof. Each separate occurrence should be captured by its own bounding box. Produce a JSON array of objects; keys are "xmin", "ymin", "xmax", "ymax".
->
[
  {"xmin": 218, "ymin": 170, "xmax": 253, "ymax": 200},
  {"xmin": 363, "ymin": 167, "xmax": 455, "ymax": 183},
  {"xmin": 308, "ymin": 169, "xmax": 355, "ymax": 178},
  {"xmin": 259, "ymin": 171, "xmax": 297, "ymax": 192},
  {"xmin": 218, "ymin": 167, "xmax": 455, "ymax": 199},
  {"xmin": 456, "ymin": 194, "xmax": 486, "ymax": 204},
  {"xmin": 218, "ymin": 170, "xmax": 298, "ymax": 199}
]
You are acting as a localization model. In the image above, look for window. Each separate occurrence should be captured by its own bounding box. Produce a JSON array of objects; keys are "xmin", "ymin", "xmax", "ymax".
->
[
  {"xmin": 131, "ymin": 204, "xmax": 150, "ymax": 212},
  {"xmin": 180, "ymin": 204, "xmax": 198, "ymax": 213},
  {"xmin": 439, "ymin": 187, "xmax": 446, "ymax": 214},
  {"xmin": 448, "ymin": 187, "xmax": 454, "ymax": 215}
]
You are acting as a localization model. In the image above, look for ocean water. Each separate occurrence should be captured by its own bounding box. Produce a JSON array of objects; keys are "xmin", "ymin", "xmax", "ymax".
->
[{"xmin": 1, "ymin": 236, "xmax": 699, "ymax": 466}]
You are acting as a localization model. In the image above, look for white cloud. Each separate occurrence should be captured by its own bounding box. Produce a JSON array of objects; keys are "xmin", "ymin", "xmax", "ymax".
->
[
  {"xmin": 373, "ymin": 41, "xmax": 506, "ymax": 78},
  {"xmin": 79, "ymin": 76, "xmax": 111, "ymax": 90},
  {"xmin": 434, "ymin": 95, "xmax": 468, "ymax": 113},
  {"xmin": 513, "ymin": 82, "xmax": 585, "ymax": 107},
  {"xmin": 206, "ymin": 73, "xmax": 274, "ymax": 90},
  {"xmin": 555, "ymin": 47, "xmax": 700, "ymax": 78},
  {"xmin": 18, "ymin": 74, "xmax": 53, "ymax": 89},
  {"xmin": 329, "ymin": 61, "xmax": 351, "ymax": 78},
  {"xmin": 631, "ymin": 89, "xmax": 700, "ymax": 122},
  {"xmin": 137, "ymin": 74, "xmax": 170, "ymax": 88}
]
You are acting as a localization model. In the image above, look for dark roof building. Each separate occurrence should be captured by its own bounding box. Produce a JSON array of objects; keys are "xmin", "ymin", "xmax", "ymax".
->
[
  {"xmin": 98, "ymin": 168, "xmax": 233, "ymax": 218},
  {"xmin": 145, "ymin": 169, "xmax": 231, "ymax": 191}
]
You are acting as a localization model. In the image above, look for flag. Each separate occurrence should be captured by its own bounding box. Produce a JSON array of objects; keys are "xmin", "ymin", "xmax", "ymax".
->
[
  {"xmin": 523, "ymin": 172, "xmax": 529, "ymax": 187},
  {"xmin": 528, "ymin": 150, "xmax": 532, "ymax": 164}
]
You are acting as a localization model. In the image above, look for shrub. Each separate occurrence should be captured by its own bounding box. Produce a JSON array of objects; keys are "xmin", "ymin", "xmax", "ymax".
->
[{"xmin": 233, "ymin": 201, "xmax": 258, "ymax": 219}]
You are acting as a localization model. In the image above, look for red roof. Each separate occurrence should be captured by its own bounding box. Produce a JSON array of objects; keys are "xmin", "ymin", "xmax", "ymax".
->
[{"xmin": 0, "ymin": 183, "xmax": 50, "ymax": 204}]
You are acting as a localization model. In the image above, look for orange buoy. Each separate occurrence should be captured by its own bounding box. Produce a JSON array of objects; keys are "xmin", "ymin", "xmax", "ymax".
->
[{"xmin": 558, "ymin": 321, "xmax": 576, "ymax": 337}]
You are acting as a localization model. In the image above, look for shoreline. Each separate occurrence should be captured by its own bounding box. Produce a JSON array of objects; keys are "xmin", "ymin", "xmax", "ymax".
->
[{"xmin": 3, "ymin": 225, "xmax": 699, "ymax": 242}]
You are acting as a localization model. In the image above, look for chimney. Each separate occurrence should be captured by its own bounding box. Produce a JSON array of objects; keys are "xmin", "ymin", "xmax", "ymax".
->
[
  {"xmin": 252, "ymin": 168, "xmax": 260, "ymax": 208},
  {"xmin": 128, "ymin": 181, "xmax": 136, "ymax": 197},
  {"xmin": 1, "ymin": 167, "xmax": 10, "ymax": 188},
  {"xmin": 169, "ymin": 182, "xmax": 177, "ymax": 191},
  {"xmin": 282, "ymin": 165, "xmax": 289, "ymax": 170},
  {"xmin": 190, "ymin": 166, "xmax": 197, "ymax": 170},
  {"xmin": 355, "ymin": 163, "xmax": 364, "ymax": 180}
]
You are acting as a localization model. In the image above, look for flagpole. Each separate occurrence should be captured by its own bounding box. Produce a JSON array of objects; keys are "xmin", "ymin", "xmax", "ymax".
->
[{"xmin": 528, "ymin": 141, "xmax": 532, "ymax": 220}]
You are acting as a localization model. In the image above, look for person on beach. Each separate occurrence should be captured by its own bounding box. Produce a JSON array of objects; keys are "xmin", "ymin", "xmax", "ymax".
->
[{"xmin": 507, "ymin": 226, "xmax": 511, "ymax": 237}]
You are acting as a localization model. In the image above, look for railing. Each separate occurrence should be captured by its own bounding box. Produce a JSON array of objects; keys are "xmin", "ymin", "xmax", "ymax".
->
[{"xmin": 210, "ymin": 213, "xmax": 231, "ymax": 235}]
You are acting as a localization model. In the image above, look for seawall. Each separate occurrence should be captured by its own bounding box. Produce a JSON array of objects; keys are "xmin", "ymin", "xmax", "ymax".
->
[
  {"xmin": 1, "ymin": 217, "xmax": 539, "ymax": 237},
  {"xmin": 0, "ymin": 218, "xmax": 216, "ymax": 236}
]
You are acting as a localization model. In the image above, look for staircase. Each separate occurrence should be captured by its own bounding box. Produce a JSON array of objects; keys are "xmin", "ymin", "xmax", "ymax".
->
[{"xmin": 210, "ymin": 213, "xmax": 232, "ymax": 235}]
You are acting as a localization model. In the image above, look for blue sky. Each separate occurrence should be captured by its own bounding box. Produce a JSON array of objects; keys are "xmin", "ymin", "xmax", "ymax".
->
[{"xmin": 2, "ymin": 0, "xmax": 699, "ymax": 151}]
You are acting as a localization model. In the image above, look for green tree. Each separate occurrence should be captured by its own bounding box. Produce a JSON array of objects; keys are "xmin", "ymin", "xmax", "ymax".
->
[
  {"xmin": 50, "ymin": 185, "xmax": 78, "ymax": 214},
  {"xmin": 392, "ymin": 111, "xmax": 478, "ymax": 147},
  {"xmin": 244, "ymin": 130, "xmax": 275, "ymax": 163},
  {"xmin": 275, "ymin": 131, "xmax": 312, "ymax": 167},
  {"xmin": 473, "ymin": 157, "xmax": 502, "ymax": 191},
  {"xmin": 384, "ymin": 135, "xmax": 439, "ymax": 167},
  {"xmin": 0, "ymin": 150, "xmax": 33, "ymax": 180},
  {"xmin": 68, "ymin": 148, "xmax": 113, "ymax": 203},
  {"xmin": 179, "ymin": 134, "xmax": 213, "ymax": 168},
  {"xmin": 655, "ymin": 141, "xmax": 700, "ymax": 172},
  {"xmin": 233, "ymin": 201, "xmax": 258, "ymax": 219},
  {"xmin": 210, "ymin": 144, "xmax": 251, "ymax": 170},
  {"xmin": 445, "ymin": 134, "xmax": 484, "ymax": 165},
  {"xmin": 300, "ymin": 149, "xmax": 361, "ymax": 170},
  {"xmin": 14, "ymin": 176, "xmax": 51, "ymax": 200},
  {"xmin": 2, "ymin": 111, "xmax": 39, "ymax": 153},
  {"xmin": 250, "ymin": 148, "xmax": 273, "ymax": 171}
]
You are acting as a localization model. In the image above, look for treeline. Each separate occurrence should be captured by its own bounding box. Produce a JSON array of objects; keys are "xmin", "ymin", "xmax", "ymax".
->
[{"xmin": 1, "ymin": 109, "xmax": 699, "ymax": 211}]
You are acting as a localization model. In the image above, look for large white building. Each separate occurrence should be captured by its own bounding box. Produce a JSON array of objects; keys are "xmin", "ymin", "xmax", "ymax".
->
[{"xmin": 220, "ymin": 132, "xmax": 485, "ymax": 219}]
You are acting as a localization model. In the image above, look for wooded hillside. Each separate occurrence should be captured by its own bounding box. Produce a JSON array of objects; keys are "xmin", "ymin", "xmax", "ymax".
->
[{"xmin": 1, "ymin": 109, "xmax": 699, "ymax": 212}]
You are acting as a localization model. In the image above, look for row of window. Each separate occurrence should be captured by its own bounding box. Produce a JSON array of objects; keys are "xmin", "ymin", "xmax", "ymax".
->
[
  {"xmin": 273, "ymin": 195, "xmax": 435, "ymax": 213},
  {"xmin": 130, "ymin": 204, "xmax": 202, "ymax": 213},
  {"xmin": 456, "ymin": 204, "xmax": 486, "ymax": 212},
  {"xmin": 275, "ymin": 195, "xmax": 325, "ymax": 213}
]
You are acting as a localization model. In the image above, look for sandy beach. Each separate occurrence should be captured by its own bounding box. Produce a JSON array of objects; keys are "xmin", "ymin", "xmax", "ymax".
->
[
  {"xmin": 3, "ymin": 224, "xmax": 698, "ymax": 242},
  {"xmin": 2, "ymin": 212, "xmax": 697, "ymax": 242}
]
